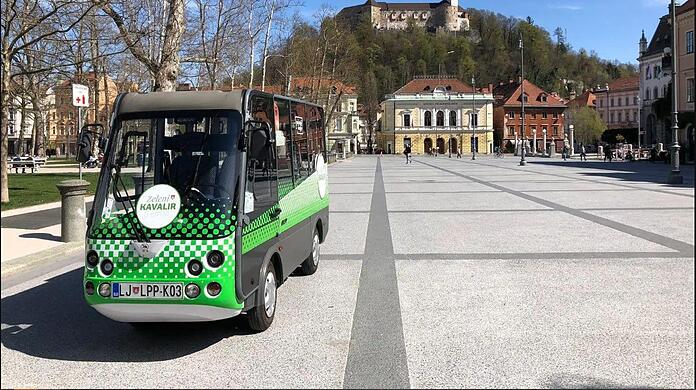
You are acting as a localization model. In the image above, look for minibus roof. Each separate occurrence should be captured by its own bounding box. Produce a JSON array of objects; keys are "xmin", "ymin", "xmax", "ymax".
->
[{"xmin": 117, "ymin": 90, "xmax": 246, "ymax": 115}]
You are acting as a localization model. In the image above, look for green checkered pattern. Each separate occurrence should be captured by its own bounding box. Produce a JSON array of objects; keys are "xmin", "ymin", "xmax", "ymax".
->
[
  {"xmin": 89, "ymin": 199, "xmax": 236, "ymax": 240},
  {"xmin": 278, "ymin": 171, "xmax": 329, "ymax": 234},
  {"xmin": 84, "ymin": 235, "xmax": 242, "ymax": 309}
]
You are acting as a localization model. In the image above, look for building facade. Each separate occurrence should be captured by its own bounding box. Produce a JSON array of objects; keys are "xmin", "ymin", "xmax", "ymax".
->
[
  {"xmin": 676, "ymin": 0, "xmax": 695, "ymax": 161},
  {"xmin": 6, "ymin": 94, "xmax": 35, "ymax": 156},
  {"xmin": 337, "ymin": 0, "xmax": 469, "ymax": 32},
  {"xmin": 493, "ymin": 79, "xmax": 567, "ymax": 153},
  {"xmin": 46, "ymin": 73, "xmax": 119, "ymax": 156},
  {"xmin": 592, "ymin": 75, "xmax": 640, "ymax": 143},
  {"xmin": 638, "ymin": 13, "xmax": 674, "ymax": 148},
  {"xmin": 377, "ymin": 76, "xmax": 494, "ymax": 155}
]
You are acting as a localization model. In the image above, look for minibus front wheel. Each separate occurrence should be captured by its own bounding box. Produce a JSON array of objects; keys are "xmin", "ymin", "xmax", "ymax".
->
[{"xmin": 247, "ymin": 262, "xmax": 278, "ymax": 332}]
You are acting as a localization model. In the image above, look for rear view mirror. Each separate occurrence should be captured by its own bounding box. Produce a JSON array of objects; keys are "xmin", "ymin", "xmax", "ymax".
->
[{"xmin": 76, "ymin": 130, "xmax": 94, "ymax": 163}]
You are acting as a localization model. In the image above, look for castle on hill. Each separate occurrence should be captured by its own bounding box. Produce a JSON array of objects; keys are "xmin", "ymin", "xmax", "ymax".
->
[{"xmin": 336, "ymin": 0, "xmax": 470, "ymax": 32}]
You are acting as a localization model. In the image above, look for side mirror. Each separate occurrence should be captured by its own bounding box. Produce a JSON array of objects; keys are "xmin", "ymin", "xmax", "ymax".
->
[{"xmin": 76, "ymin": 129, "xmax": 94, "ymax": 163}]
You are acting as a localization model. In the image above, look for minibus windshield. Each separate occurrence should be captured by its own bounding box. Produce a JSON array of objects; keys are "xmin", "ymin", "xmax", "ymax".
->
[{"xmin": 88, "ymin": 110, "xmax": 242, "ymax": 240}]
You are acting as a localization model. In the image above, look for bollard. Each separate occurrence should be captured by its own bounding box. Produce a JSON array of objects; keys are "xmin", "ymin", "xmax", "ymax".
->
[{"xmin": 56, "ymin": 179, "xmax": 90, "ymax": 242}]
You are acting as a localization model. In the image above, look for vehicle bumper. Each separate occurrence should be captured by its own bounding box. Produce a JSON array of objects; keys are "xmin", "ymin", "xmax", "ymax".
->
[{"xmin": 92, "ymin": 303, "xmax": 242, "ymax": 322}]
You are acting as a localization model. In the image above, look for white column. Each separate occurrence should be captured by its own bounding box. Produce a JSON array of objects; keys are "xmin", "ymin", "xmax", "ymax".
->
[
  {"xmin": 542, "ymin": 130, "xmax": 547, "ymax": 156},
  {"xmin": 533, "ymin": 131, "xmax": 537, "ymax": 156}
]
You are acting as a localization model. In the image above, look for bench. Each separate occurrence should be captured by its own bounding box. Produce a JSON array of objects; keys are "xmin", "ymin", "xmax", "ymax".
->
[{"xmin": 6, "ymin": 157, "xmax": 46, "ymax": 174}]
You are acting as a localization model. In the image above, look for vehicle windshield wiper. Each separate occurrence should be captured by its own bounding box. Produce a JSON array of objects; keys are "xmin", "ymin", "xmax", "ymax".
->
[{"xmin": 111, "ymin": 166, "xmax": 150, "ymax": 243}]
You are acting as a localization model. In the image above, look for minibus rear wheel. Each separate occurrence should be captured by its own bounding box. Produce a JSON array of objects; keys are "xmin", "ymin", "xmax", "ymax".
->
[
  {"xmin": 247, "ymin": 263, "xmax": 277, "ymax": 332},
  {"xmin": 298, "ymin": 227, "xmax": 320, "ymax": 276}
]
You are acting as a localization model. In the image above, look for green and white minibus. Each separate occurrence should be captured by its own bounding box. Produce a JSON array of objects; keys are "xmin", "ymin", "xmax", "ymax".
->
[{"xmin": 81, "ymin": 90, "xmax": 329, "ymax": 331}]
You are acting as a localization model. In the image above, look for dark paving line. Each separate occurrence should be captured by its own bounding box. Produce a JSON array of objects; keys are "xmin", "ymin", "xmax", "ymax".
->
[
  {"xmin": 385, "ymin": 190, "xmax": 501, "ymax": 194},
  {"xmin": 415, "ymin": 159, "xmax": 695, "ymax": 255},
  {"xmin": 323, "ymin": 254, "xmax": 365, "ymax": 260},
  {"xmin": 393, "ymin": 252, "xmax": 690, "ymax": 260},
  {"xmin": 343, "ymin": 157, "xmax": 410, "ymax": 389},
  {"xmin": 1, "ymin": 201, "xmax": 93, "ymax": 230},
  {"xmin": 456, "ymin": 159, "xmax": 696, "ymax": 198}
]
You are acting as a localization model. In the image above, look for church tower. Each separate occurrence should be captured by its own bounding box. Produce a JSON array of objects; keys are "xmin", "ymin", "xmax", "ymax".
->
[{"xmin": 639, "ymin": 30, "xmax": 647, "ymax": 57}]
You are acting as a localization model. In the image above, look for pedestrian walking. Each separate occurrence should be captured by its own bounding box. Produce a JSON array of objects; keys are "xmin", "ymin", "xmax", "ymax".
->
[
  {"xmin": 456, "ymin": 147, "xmax": 462, "ymax": 158},
  {"xmin": 580, "ymin": 143, "xmax": 587, "ymax": 161},
  {"xmin": 562, "ymin": 145, "xmax": 568, "ymax": 161},
  {"xmin": 604, "ymin": 145, "xmax": 613, "ymax": 162},
  {"xmin": 403, "ymin": 145, "xmax": 412, "ymax": 164}
]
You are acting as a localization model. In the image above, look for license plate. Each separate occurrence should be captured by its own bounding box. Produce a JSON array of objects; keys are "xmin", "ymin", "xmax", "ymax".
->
[{"xmin": 112, "ymin": 282, "xmax": 184, "ymax": 299}]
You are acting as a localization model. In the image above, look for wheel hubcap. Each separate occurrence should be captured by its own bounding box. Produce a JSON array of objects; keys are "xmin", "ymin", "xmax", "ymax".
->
[
  {"xmin": 264, "ymin": 270, "xmax": 276, "ymax": 318},
  {"xmin": 312, "ymin": 234, "xmax": 320, "ymax": 266}
]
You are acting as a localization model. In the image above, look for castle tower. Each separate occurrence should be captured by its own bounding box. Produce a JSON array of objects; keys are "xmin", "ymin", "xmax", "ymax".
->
[{"xmin": 639, "ymin": 30, "xmax": 647, "ymax": 57}]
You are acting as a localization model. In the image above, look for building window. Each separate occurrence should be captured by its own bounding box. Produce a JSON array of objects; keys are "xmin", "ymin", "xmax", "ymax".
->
[
  {"xmin": 687, "ymin": 31, "xmax": 694, "ymax": 54},
  {"xmin": 436, "ymin": 111, "xmax": 444, "ymax": 126},
  {"xmin": 634, "ymin": 96, "xmax": 638, "ymax": 105},
  {"xmin": 618, "ymin": 112, "xmax": 622, "ymax": 122},
  {"xmin": 424, "ymin": 111, "xmax": 432, "ymax": 127},
  {"xmin": 599, "ymin": 99, "xmax": 603, "ymax": 108},
  {"xmin": 611, "ymin": 98, "xmax": 614, "ymax": 107},
  {"xmin": 542, "ymin": 112, "xmax": 548, "ymax": 119},
  {"xmin": 552, "ymin": 112, "xmax": 558, "ymax": 119},
  {"xmin": 552, "ymin": 125, "xmax": 559, "ymax": 136},
  {"xmin": 508, "ymin": 111, "xmax": 515, "ymax": 119},
  {"xmin": 633, "ymin": 111, "xmax": 637, "ymax": 121},
  {"xmin": 610, "ymin": 112, "xmax": 615, "ymax": 123},
  {"xmin": 336, "ymin": 118, "xmax": 342, "ymax": 131},
  {"xmin": 449, "ymin": 110, "xmax": 457, "ymax": 126},
  {"xmin": 654, "ymin": 87, "xmax": 659, "ymax": 99},
  {"xmin": 531, "ymin": 112, "xmax": 537, "ymax": 119},
  {"xmin": 687, "ymin": 78, "xmax": 695, "ymax": 103},
  {"xmin": 469, "ymin": 112, "xmax": 478, "ymax": 127},
  {"xmin": 508, "ymin": 126, "xmax": 515, "ymax": 136},
  {"xmin": 646, "ymin": 89, "xmax": 650, "ymax": 100},
  {"xmin": 653, "ymin": 65, "xmax": 659, "ymax": 79},
  {"xmin": 646, "ymin": 66, "xmax": 651, "ymax": 80},
  {"xmin": 403, "ymin": 113, "xmax": 411, "ymax": 127},
  {"xmin": 663, "ymin": 85, "xmax": 668, "ymax": 98},
  {"xmin": 625, "ymin": 96, "xmax": 629, "ymax": 106}
]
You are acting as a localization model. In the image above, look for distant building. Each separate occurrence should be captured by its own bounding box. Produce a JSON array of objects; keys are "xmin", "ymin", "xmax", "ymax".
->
[
  {"xmin": 676, "ymin": 0, "xmax": 694, "ymax": 161},
  {"xmin": 592, "ymin": 75, "xmax": 640, "ymax": 142},
  {"xmin": 377, "ymin": 76, "xmax": 494, "ymax": 155},
  {"xmin": 337, "ymin": 0, "xmax": 470, "ymax": 32},
  {"xmin": 6, "ymin": 93, "xmax": 35, "ymax": 156},
  {"xmin": 46, "ymin": 72, "xmax": 119, "ymax": 156},
  {"xmin": 493, "ymin": 79, "xmax": 567, "ymax": 153}
]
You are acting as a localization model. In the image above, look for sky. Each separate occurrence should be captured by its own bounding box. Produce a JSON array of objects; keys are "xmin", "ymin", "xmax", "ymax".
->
[{"xmin": 298, "ymin": 0, "xmax": 675, "ymax": 65}]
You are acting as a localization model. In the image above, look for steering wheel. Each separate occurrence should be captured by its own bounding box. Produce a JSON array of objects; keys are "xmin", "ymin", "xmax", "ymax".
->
[{"xmin": 186, "ymin": 184, "xmax": 232, "ymax": 202}]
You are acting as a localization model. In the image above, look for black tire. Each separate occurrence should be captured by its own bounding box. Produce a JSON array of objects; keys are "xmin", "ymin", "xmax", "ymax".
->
[
  {"xmin": 298, "ymin": 228, "xmax": 320, "ymax": 276},
  {"xmin": 247, "ymin": 263, "xmax": 277, "ymax": 332}
]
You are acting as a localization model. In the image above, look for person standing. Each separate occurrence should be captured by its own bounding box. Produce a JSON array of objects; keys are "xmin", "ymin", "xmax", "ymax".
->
[
  {"xmin": 580, "ymin": 143, "xmax": 587, "ymax": 161},
  {"xmin": 562, "ymin": 144, "xmax": 568, "ymax": 161},
  {"xmin": 404, "ymin": 145, "xmax": 412, "ymax": 164}
]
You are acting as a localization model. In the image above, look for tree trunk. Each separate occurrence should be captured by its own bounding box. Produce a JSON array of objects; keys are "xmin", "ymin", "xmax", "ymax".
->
[
  {"xmin": 1, "ymin": 55, "xmax": 10, "ymax": 203},
  {"xmin": 260, "ymin": 0, "xmax": 275, "ymax": 91},
  {"xmin": 18, "ymin": 95, "xmax": 27, "ymax": 156}
]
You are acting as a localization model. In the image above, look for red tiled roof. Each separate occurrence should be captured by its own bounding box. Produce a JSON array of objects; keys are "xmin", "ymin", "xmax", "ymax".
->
[
  {"xmin": 394, "ymin": 77, "xmax": 474, "ymax": 94},
  {"xmin": 607, "ymin": 74, "xmax": 639, "ymax": 92},
  {"xmin": 568, "ymin": 90, "xmax": 597, "ymax": 108},
  {"xmin": 289, "ymin": 77, "xmax": 357, "ymax": 95},
  {"xmin": 493, "ymin": 79, "xmax": 566, "ymax": 108}
]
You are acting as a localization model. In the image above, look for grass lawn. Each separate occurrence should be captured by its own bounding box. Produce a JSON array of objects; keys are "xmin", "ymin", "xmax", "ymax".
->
[{"xmin": 1, "ymin": 172, "xmax": 133, "ymax": 211}]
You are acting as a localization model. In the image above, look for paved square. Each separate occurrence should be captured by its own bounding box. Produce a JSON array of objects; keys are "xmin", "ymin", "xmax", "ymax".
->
[{"xmin": 2, "ymin": 155, "xmax": 693, "ymax": 388}]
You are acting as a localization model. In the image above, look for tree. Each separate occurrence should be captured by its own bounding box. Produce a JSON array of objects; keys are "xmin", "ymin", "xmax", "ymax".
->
[
  {"xmin": 98, "ymin": 0, "xmax": 186, "ymax": 92},
  {"xmin": 570, "ymin": 107, "xmax": 605, "ymax": 144}
]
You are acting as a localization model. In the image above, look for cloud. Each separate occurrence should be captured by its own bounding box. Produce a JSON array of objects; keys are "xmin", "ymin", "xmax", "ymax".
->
[{"xmin": 547, "ymin": 3, "xmax": 583, "ymax": 10}]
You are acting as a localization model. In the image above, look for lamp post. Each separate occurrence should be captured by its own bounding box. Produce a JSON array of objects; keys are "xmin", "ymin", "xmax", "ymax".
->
[
  {"xmin": 542, "ymin": 128, "xmax": 547, "ymax": 156},
  {"xmin": 472, "ymin": 76, "xmax": 477, "ymax": 160},
  {"xmin": 637, "ymin": 94, "xmax": 642, "ymax": 153},
  {"xmin": 668, "ymin": 0, "xmax": 682, "ymax": 183},
  {"xmin": 519, "ymin": 35, "xmax": 527, "ymax": 166}
]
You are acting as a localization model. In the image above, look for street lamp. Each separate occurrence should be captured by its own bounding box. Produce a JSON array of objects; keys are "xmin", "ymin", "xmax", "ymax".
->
[
  {"xmin": 472, "ymin": 76, "xmax": 477, "ymax": 160},
  {"xmin": 668, "ymin": 0, "xmax": 682, "ymax": 183},
  {"xmin": 519, "ymin": 35, "xmax": 527, "ymax": 166}
]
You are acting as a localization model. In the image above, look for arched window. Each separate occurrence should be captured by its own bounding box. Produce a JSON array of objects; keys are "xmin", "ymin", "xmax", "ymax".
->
[
  {"xmin": 646, "ymin": 89, "xmax": 650, "ymax": 100},
  {"xmin": 403, "ymin": 113, "xmax": 411, "ymax": 127},
  {"xmin": 424, "ymin": 111, "xmax": 432, "ymax": 127},
  {"xmin": 653, "ymin": 87, "xmax": 658, "ymax": 99},
  {"xmin": 449, "ymin": 111, "xmax": 457, "ymax": 126},
  {"xmin": 436, "ymin": 110, "xmax": 444, "ymax": 126}
]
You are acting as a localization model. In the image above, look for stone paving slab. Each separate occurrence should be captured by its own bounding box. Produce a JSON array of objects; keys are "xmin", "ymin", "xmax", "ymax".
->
[
  {"xmin": 389, "ymin": 211, "xmax": 675, "ymax": 254},
  {"xmin": 385, "ymin": 192, "xmax": 548, "ymax": 211},
  {"xmin": 396, "ymin": 258, "xmax": 695, "ymax": 389},
  {"xmin": 585, "ymin": 208, "xmax": 695, "ymax": 245},
  {"xmin": 322, "ymin": 212, "xmax": 370, "ymax": 255},
  {"xmin": 529, "ymin": 189, "xmax": 695, "ymax": 210}
]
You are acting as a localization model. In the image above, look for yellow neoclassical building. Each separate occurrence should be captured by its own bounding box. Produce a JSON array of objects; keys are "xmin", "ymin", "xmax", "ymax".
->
[{"xmin": 376, "ymin": 76, "xmax": 494, "ymax": 155}]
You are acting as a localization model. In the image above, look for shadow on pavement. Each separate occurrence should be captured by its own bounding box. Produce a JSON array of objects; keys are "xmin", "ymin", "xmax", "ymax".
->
[
  {"xmin": 545, "ymin": 373, "xmax": 659, "ymax": 389},
  {"xmin": 528, "ymin": 160, "xmax": 695, "ymax": 188},
  {"xmin": 18, "ymin": 232, "xmax": 62, "ymax": 241},
  {"xmin": 1, "ymin": 268, "xmax": 255, "ymax": 362}
]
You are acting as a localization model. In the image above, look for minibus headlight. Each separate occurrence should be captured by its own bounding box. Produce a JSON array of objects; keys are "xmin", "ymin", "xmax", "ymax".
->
[
  {"xmin": 85, "ymin": 281, "xmax": 95, "ymax": 295},
  {"xmin": 100, "ymin": 259, "xmax": 114, "ymax": 276},
  {"xmin": 206, "ymin": 282, "xmax": 222, "ymax": 297},
  {"xmin": 206, "ymin": 250, "xmax": 224, "ymax": 268},
  {"xmin": 86, "ymin": 250, "xmax": 99, "ymax": 268},
  {"xmin": 185, "ymin": 283, "xmax": 200, "ymax": 298},
  {"xmin": 187, "ymin": 260, "xmax": 203, "ymax": 276},
  {"xmin": 98, "ymin": 282, "xmax": 111, "ymax": 297}
]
